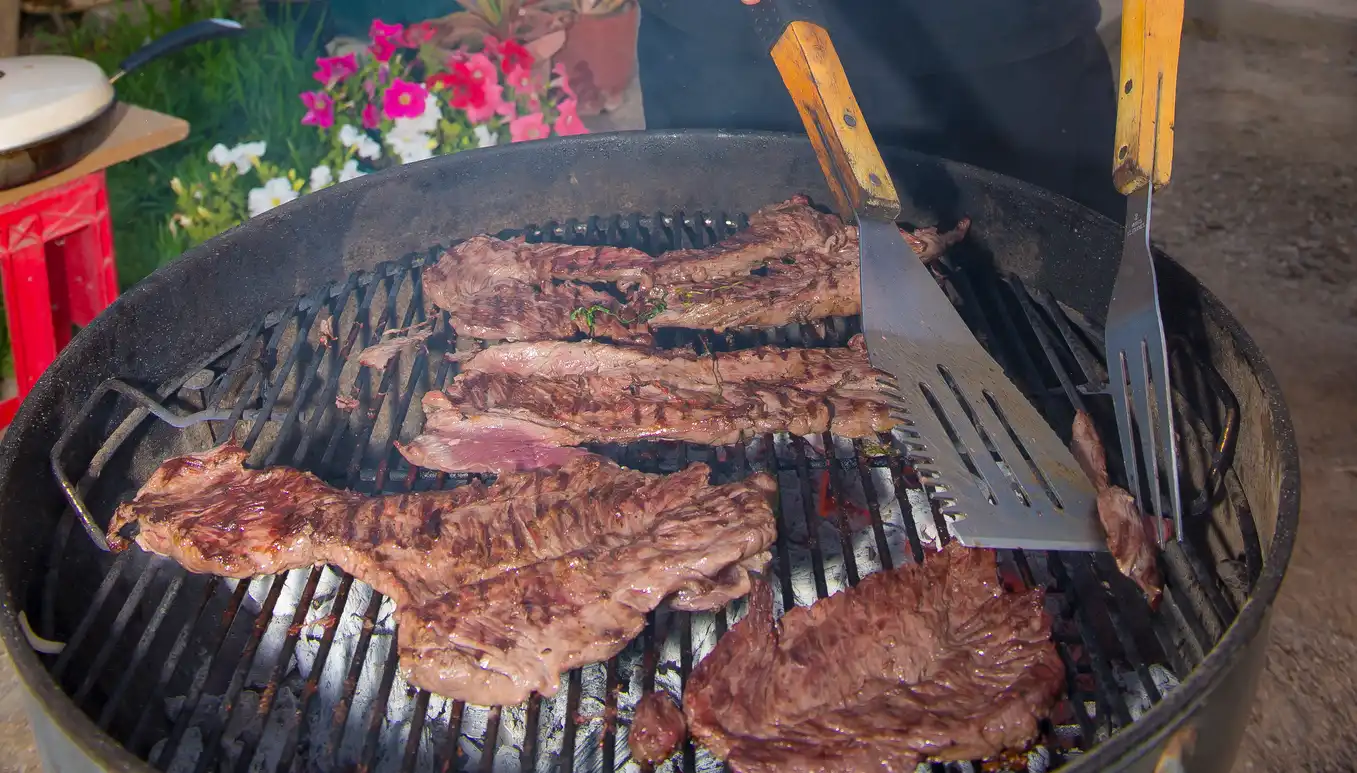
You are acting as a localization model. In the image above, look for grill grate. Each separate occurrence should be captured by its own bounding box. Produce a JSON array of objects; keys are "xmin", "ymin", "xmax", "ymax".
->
[{"xmin": 35, "ymin": 207, "xmax": 1255, "ymax": 773}]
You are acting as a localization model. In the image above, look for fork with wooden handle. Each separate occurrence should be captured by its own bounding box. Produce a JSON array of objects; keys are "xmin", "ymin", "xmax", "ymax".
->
[{"xmin": 1106, "ymin": 0, "xmax": 1187, "ymax": 545}]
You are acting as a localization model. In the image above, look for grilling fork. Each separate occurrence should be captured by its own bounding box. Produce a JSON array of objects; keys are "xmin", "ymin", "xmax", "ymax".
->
[
  {"xmin": 1107, "ymin": 0, "xmax": 1186, "ymax": 545},
  {"xmin": 749, "ymin": 0, "xmax": 1103, "ymax": 551}
]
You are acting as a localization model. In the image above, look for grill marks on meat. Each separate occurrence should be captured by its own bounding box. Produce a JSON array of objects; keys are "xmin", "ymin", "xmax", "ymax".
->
[
  {"xmin": 684, "ymin": 543, "xmax": 1063, "ymax": 772},
  {"xmin": 629, "ymin": 691, "xmax": 687, "ymax": 765},
  {"xmin": 418, "ymin": 198, "xmax": 968, "ymax": 342},
  {"xmin": 1070, "ymin": 410, "xmax": 1168, "ymax": 606},
  {"xmin": 399, "ymin": 335, "xmax": 902, "ymax": 474},
  {"xmin": 422, "ymin": 235, "xmax": 651, "ymax": 344},
  {"xmin": 107, "ymin": 446, "xmax": 777, "ymax": 705},
  {"xmin": 400, "ymin": 472, "xmax": 777, "ymax": 705}
]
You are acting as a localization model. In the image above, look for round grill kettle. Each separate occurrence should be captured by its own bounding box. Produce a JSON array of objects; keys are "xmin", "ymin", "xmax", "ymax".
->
[{"xmin": 0, "ymin": 18, "xmax": 244, "ymax": 191}]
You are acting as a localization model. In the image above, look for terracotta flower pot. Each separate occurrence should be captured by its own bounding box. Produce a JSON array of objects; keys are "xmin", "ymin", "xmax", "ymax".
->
[{"xmin": 554, "ymin": 1, "xmax": 639, "ymax": 116}]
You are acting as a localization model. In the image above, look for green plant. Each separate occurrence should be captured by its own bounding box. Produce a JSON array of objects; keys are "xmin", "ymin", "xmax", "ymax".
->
[
  {"xmin": 36, "ymin": 0, "xmax": 323, "ymax": 287},
  {"xmin": 573, "ymin": 0, "xmax": 631, "ymax": 15},
  {"xmin": 427, "ymin": 0, "xmax": 571, "ymax": 50}
]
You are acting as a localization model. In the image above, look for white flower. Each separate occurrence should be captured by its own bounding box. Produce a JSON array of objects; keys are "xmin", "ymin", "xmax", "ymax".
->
[
  {"xmin": 338, "ymin": 124, "xmax": 363, "ymax": 147},
  {"xmin": 338, "ymin": 159, "xmax": 365, "ymax": 183},
  {"xmin": 339, "ymin": 124, "xmax": 382, "ymax": 161},
  {"xmin": 231, "ymin": 141, "xmax": 267, "ymax": 174},
  {"xmin": 386, "ymin": 119, "xmax": 435, "ymax": 165},
  {"xmin": 473, "ymin": 125, "xmax": 498, "ymax": 149},
  {"xmin": 207, "ymin": 143, "xmax": 233, "ymax": 168},
  {"xmin": 247, "ymin": 177, "xmax": 299, "ymax": 218},
  {"xmin": 208, "ymin": 141, "xmax": 268, "ymax": 174},
  {"xmin": 309, "ymin": 165, "xmax": 333, "ymax": 191},
  {"xmin": 408, "ymin": 94, "xmax": 442, "ymax": 133}
]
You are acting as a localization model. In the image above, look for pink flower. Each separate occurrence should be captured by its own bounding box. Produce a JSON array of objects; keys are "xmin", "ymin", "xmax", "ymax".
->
[
  {"xmin": 509, "ymin": 112, "xmax": 550, "ymax": 143},
  {"xmin": 369, "ymin": 19, "xmax": 404, "ymax": 42},
  {"xmin": 313, "ymin": 53, "xmax": 359, "ymax": 87},
  {"xmin": 553, "ymin": 99, "xmax": 587, "ymax": 136},
  {"xmin": 504, "ymin": 67, "xmax": 534, "ymax": 92},
  {"xmin": 300, "ymin": 91, "xmax": 334, "ymax": 128},
  {"xmin": 465, "ymin": 83, "xmax": 512, "ymax": 123},
  {"xmin": 383, "ymin": 78, "xmax": 429, "ymax": 119},
  {"xmin": 404, "ymin": 21, "xmax": 435, "ymax": 47},
  {"xmin": 465, "ymin": 53, "xmax": 498, "ymax": 87},
  {"xmin": 362, "ymin": 103, "xmax": 381, "ymax": 130},
  {"xmin": 551, "ymin": 62, "xmax": 576, "ymax": 100},
  {"xmin": 370, "ymin": 35, "xmax": 397, "ymax": 62},
  {"xmin": 482, "ymin": 34, "xmax": 502, "ymax": 57}
]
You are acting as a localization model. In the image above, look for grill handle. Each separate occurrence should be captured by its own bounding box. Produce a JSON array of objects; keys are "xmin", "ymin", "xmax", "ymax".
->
[
  {"xmin": 747, "ymin": 0, "xmax": 901, "ymax": 221},
  {"xmin": 50, "ymin": 377, "xmax": 269, "ymax": 551},
  {"xmin": 1112, "ymin": 0, "xmax": 1184, "ymax": 193}
]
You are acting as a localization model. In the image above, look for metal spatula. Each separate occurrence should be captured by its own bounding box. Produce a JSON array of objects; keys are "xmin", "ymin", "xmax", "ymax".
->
[
  {"xmin": 749, "ymin": 0, "xmax": 1102, "ymax": 551},
  {"xmin": 1107, "ymin": 0, "xmax": 1186, "ymax": 546}
]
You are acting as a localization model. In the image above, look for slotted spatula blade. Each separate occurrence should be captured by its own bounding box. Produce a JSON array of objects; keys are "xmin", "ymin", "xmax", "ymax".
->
[
  {"xmin": 858, "ymin": 219, "xmax": 1103, "ymax": 551},
  {"xmin": 750, "ymin": 0, "xmax": 1103, "ymax": 552}
]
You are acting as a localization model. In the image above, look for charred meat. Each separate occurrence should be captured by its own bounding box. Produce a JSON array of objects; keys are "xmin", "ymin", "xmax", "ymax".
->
[
  {"xmin": 629, "ymin": 691, "xmax": 687, "ymax": 766},
  {"xmin": 399, "ymin": 334, "xmax": 903, "ymax": 474},
  {"xmin": 1070, "ymin": 410, "xmax": 1168, "ymax": 606},
  {"xmin": 418, "ymin": 197, "xmax": 967, "ymax": 342},
  {"xmin": 108, "ymin": 446, "xmax": 776, "ymax": 705},
  {"xmin": 684, "ymin": 543, "xmax": 1063, "ymax": 772}
]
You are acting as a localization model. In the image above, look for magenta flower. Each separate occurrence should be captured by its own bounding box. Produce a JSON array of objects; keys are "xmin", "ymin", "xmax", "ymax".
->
[
  {"xmin": 313, "ymin": 53, "xmax": 359, "ymax": 87},
  {"xmin": 369, "ymin": 19, "xmax": 404, "ymax": 41},
  {"xmin": 509, "ymin": 112, "xmax": 550, "ymax": 143},
  {"xmin": 362, "ymin": 103, "xmax": 381, "ymax": 130},
  {"xmin": 300, "ymin": 91, "xmax": 334, "ymax": 128},
  {"xmin": 553, "ymin": 99, "xmax": 587, "ymax": 136},
  {"xmin": 383, "ymin": 78, "xmax": 429, "ymax": 119},
  {"xmin": 370, "ymin": 35, "xmax": 397, "ymax": 62}
]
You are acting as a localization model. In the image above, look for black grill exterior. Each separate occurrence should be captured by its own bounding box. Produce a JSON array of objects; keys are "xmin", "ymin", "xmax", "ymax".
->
[{"xmin": 0, "ymin": 132, "xmax": 1298, "ymax": 773}]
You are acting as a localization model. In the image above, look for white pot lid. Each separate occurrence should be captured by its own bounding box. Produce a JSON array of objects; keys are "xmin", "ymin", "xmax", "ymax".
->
[{"xmin": 0, "ymin": 55, "xmax": 114, "ymax": 153}]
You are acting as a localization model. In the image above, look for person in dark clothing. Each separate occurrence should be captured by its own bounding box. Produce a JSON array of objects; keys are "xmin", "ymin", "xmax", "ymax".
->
[{"xmin": 635, "ymin": 0, "xmax": 1125, "ymax": 222}]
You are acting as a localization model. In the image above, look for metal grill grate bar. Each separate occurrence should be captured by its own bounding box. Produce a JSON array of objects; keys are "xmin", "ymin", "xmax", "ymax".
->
[{"xmin": 32, "ymin": 207, "xmax": 1252, "ymax": 773}]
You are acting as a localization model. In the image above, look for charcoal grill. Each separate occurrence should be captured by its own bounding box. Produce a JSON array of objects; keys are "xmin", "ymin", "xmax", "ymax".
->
[{"xmin": 0, "ymin": 132, "xmax": 1297, "ymax": 773}]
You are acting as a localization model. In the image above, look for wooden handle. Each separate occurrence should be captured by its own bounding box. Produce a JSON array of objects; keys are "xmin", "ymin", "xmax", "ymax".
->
[
  {"xmin": 767, "ymin": 20, "xmax": 901, "ymax": 220},
  {"xmin": 1113, "ymin": 0, "xmax": 1185, "ymax": 194}
]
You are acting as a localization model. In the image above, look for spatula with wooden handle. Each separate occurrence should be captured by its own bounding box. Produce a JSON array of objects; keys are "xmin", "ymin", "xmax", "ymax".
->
[
  {"xmin": 1108, "ymin": 0, "xmax": 1186, "ymax": 546},
  {"xmin": 747, "ymin": 0, "xmax": 1103, "ymax": 551}
]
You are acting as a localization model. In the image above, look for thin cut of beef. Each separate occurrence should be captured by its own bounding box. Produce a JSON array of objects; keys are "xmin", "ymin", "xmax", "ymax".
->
[
  {"xmin": 645, "ymin": 218, "xmax": 969, "ymax": 333},
  {"xmin": 684, "ymin": 542, "xmax": 1064, "ymax": 773},
  {"xmin": 422, "ymin": 235, "xmax": 651, "ymax": 344},
  {"xmin": 107, "ymin": 446, "xmax": 776, "ymax": 705},
  {"xmin": 398, "ymin": 334, "xmax": 902, "ymax": 474},
  {"xmin": 629, "ymin": 691, "xmax": 687, "ymax": 765},
  {"xmin": 1070, "ymin": 410, "xmax": 1168, "ymax": 606},
  {"xmin": 417, "ymin": 198, "xmax": 968, "ymax": 342}
]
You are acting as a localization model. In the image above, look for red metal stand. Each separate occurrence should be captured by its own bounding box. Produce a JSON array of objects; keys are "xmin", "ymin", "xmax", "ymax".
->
[{"xmin": 0, "ymin": 172, "xmax": 119, "ymax": 427}]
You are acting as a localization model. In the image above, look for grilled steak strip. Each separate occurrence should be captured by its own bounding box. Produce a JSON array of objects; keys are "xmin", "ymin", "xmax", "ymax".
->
[
  {"xmin": 400, "ymin": 471, "xmax": 777, "ymax": 705},
  {"xmin": 422, "ymin": 235, "xmax": 651, "ymax": 344},
  {"xmin": 399, "ymin": 335, "xmax": 902, "ymax": 474},
  {"xmin": 684, "ymin": 542, "xmax": 1064, "ymax": 773},
  {"xmin": 1070, "ymin": 410, "xmax": 1168, "ymax": 606},
  {"xmin": 646, "ymin": 218, "xmax": 968, "ymax": 333},
  {"xmin": 107, "ymin": 446, "xmax": 777, "ymax": 704},
  {"xmin": 417, "ymin": 198, "xmax": 967, "ymax": 343}
]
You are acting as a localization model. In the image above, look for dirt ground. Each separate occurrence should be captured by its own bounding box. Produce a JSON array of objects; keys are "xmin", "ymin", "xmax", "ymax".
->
[
  {"xmin": 1151, "ymin": 26, "xmax": 1357, "ymax": 773},
  {"xmin": 1, "ymin": 22, "xmax": 1355, "ymax": 773}
]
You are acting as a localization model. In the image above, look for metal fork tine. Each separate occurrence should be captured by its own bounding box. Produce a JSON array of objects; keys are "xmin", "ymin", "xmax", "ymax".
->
[{"xmin": 1147, "ymin": 339, "xmax": 1184, "ymax": 540}]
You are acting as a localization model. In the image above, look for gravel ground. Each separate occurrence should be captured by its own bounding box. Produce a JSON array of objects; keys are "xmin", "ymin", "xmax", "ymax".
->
[{"xmin": 1, "ymin": 22, "xmax": 1355, "ymax": 773}]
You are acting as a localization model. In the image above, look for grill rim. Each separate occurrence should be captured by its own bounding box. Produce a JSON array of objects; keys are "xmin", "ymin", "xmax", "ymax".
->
[{"xmin": 0, "ymin": 130, "xmax": 1300, "ymax": 773}]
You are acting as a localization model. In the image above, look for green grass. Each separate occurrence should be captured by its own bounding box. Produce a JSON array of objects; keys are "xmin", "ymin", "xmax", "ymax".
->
[{"xmin": 40, "ymin": 0, "xmax": 326, "ymax": 286}]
